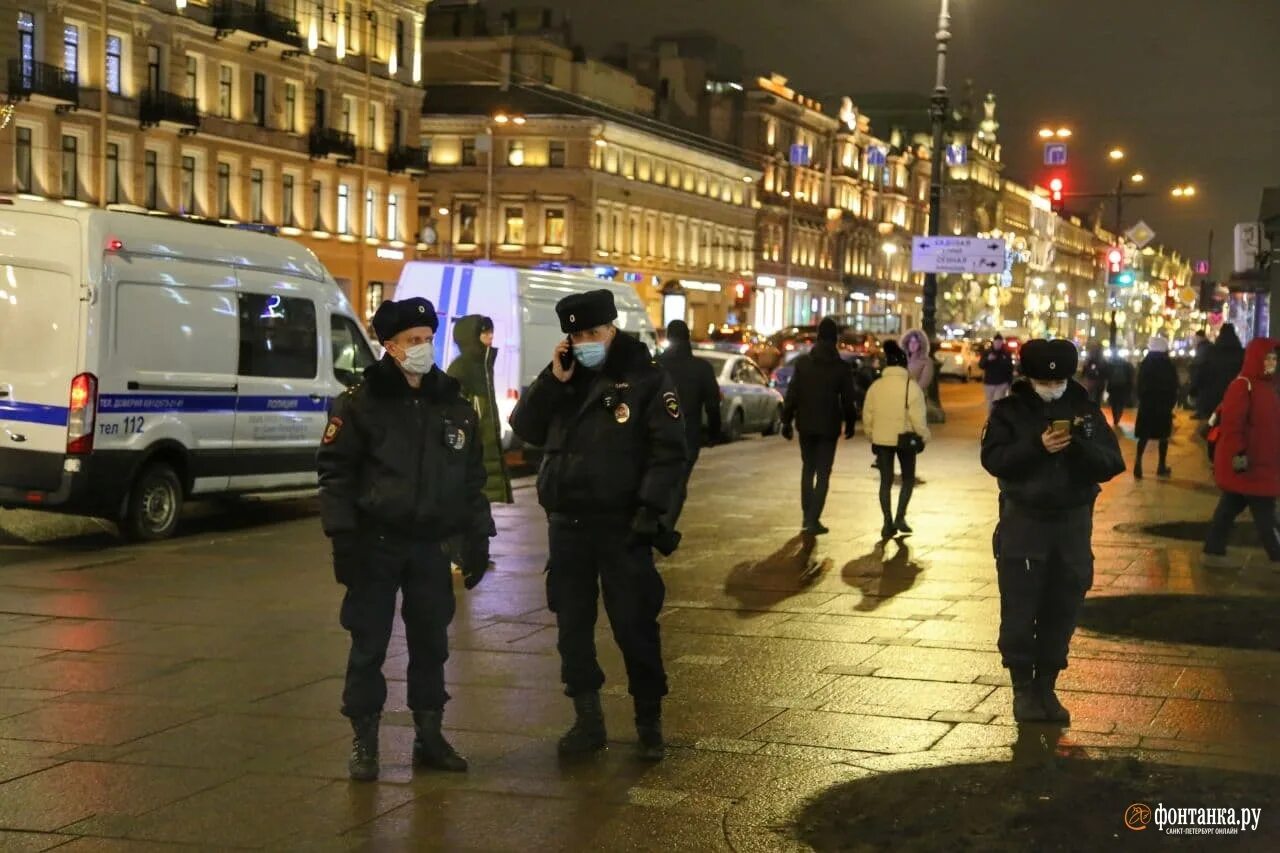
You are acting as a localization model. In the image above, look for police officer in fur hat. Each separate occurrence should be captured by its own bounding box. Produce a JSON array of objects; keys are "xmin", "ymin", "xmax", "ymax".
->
[
  {"xmin": 980, "ymin": 339, "xmax": 1125, "ymax": 724},
  {"xmin": 510, "ymin": 289, "xmax": 687, "ymax": 761},
  {"xmin": 318, "ymin": 297, "xmax": 494, "ymax": 781}
]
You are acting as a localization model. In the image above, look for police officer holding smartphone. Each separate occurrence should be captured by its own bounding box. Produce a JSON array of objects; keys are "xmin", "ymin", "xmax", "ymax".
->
[
  {"xmin": 980, "ymin": 339, "xmax": 1125, "ymax": 724},
  {"xmin": 318, "ymin": 297, "xmax": 493, "ymax": 781},
  {"xmin": 510, "ymin": 290, "xmax": 687, "ymax": 761}
]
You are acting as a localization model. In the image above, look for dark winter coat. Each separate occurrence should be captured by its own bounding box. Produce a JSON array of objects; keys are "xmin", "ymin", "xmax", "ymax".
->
[
  {"xmin": 1105, "ymin": 358, "xmax": 1135, "ymax": 409},
  {"xmin": 1134, "ymin": 352, "xmax": 1179, "ymax": 439},
  {"xmin": 981, "ymin": 380, "xmax": 1125, "ymax": 515},
  {"xmin": 1196, "ymin": 325, "xmax": 1245, "ymax": 419},
  {"xmin": 657, "ymin": 340, "xmax": 722, "ymax": 453},
  {"xmin": 447, "ymin": 315, "xmax": 513, "ymax": 504},
  {"xmin": 317, "ymin": 357, "xmax": 493, "ymax": 544},
  {"xmin": 781, "ymin": 341, "xmax": 859, "ymax": 439},
  {"xmin": 980, "ymin": 348, "xmax": 1015, "ymax": 386},
  {"xmin": 1213, "ymin": 338, "xmax": 1280, "ymax": 498},
  {"xmin": 509, "ymin": 331, "xmax": 687, "ymax": 518}
]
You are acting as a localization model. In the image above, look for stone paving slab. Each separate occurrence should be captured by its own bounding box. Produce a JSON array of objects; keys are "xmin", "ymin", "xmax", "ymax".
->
[{"xmin": 0, "ymin": 384, "xmax": 1277, "ymax": 849}]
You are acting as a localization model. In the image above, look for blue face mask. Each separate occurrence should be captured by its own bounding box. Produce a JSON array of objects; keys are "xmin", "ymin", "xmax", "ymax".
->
[{"xmin": 573, "ymin": 341, "xmax": 608, "ymax": 369}]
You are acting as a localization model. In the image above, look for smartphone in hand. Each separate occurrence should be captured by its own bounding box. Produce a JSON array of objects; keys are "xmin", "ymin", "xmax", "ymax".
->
[
  {"xmin": 558, "ymin": 336, "xmax": 575, "ymax": 371},
  {"xmin": 1051, "ymin": 419, "xmax": 1071, "ymax": 435}
]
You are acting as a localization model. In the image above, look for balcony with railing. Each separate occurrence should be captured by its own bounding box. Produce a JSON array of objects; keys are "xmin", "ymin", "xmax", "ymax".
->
[
  {"xmin": 212, "ymin": 0, "xmax": 305, "ymax": 49},
  {"xmin": 7, "ymin": 60, "xmax": 78, "ymax": 107},
  {"xmin": 309, "ymin": 127, "xmax": 357, "ymax": 161},
  {"xmin": 388, "ymin": 145, "xmax": 429, "ymax": 174},
  {"xmin": 140, "ymin": 90, "xmax": 200, "ymax": 129}
]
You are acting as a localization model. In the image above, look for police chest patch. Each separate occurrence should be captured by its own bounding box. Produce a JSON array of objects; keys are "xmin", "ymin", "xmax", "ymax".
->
[
  {"xmin": 614, "ymin": 403, "xmax": 631, "ymax": 424},
  {"xmin": 445, "ymin": 426, "xmax": 467, "ymax": 450},
  {"xmin": 322, "ymin": 417, "xmax": 343, "ymax": 445},
  {"xmin": 663, "ymin": 392, "xmax": 681, "ymax": 419}
]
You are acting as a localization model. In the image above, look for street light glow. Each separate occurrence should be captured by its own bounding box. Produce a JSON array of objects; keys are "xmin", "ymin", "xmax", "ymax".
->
[
  {"xmin": 881, "ymin": 242, "xmax": 899, "ymax": 256},
  {"xmin": 1130, "ymin": 172, "xmax": 1145, "ymax": 183},
  {"xmin": 1109, "ymin": 148, "xmax": 1125, "ymax": 160},
  {"xmin": 1056, "ymin": 128, "xmax": 1072, "ymax": 138},
  {"xmin": 493, "ymin": 114, "xmax": 509, "ymax": 124},
  {"xmin": 512, "ymin": 116, "xmax": 527, "ymax": 125}
]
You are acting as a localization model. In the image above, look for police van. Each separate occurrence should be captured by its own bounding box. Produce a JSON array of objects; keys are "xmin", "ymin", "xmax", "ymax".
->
[
  {"xmin": 393, "ymin": 262, "xmax": 657, "ymax": 450},
  {"xmin": 0, "ymin": 198, "xmax": 377, "ymax": 540}
]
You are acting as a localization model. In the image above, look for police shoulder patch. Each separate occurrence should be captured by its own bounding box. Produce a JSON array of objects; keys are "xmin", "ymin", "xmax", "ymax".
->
[
  {"xmin": 663, "ymin": 391, "xmax": 680, "ymax": 419},
  {"xmin": 322, "ymin": 416, "xmax": 343, "ymax": 445}
]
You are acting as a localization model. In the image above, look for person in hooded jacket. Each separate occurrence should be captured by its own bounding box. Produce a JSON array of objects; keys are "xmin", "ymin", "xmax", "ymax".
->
[
  {"xmin": 1202, "ymin": 338, "xmax": 1280, "ymax": 564},
  {"xmin": 318, "ymin": 298, "xmax": 493, "ymax": 782},
  {"xmin": 1133, "ymin": 336, "xmax": 1180, "ymax": 479},
  {"xmin": 862, "ymin": 340, "xmax": 930, "ymax": 539},
  {"xmin": 657, "ymin": 320, "xmax": 721, "ymax": 530},
  {"xmin": 446, "ymin": 315, "xmax": 513, "ymax": 504},
  {"xmin": 981, "ymin": 339, "xmax": 1125, "ymax": 725},
  {"xmin": 901, "ymin": 329, "xmax": 935, "ymax": 394},
  {"xmin": 509, "ymin": 289, "xmax": 686, "ymax": 762},
  {"xmin": 1195, "ymin": 324, "xmax": 1245, "ymax": 420},
  {"xmin": 780, "ymin": 318, "xmax": 858, "ymax": 535}
]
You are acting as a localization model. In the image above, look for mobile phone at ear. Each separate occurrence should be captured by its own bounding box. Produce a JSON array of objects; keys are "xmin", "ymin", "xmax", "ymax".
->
[{"xmin": 558, "ymin": 337, "xmax": 575, "ymax": 371}]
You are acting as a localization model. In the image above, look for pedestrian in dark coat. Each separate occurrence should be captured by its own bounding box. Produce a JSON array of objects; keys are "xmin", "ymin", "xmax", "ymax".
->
[
  {"xmin": 1105, "ymin": 354, "xmax": 1135, "ymax": 426},
  {"xmin": 1195, "ymin": 324, "xmax": 1245, "ymax": 419},
  {"xmin": 318, "ymin": 298, "xmax": 493, "ymax": 781},
  {"xmin": 1081, "ymin": 342, "xmax": 1108, "ymax": 407},
  {"xmin": 979, "ymin": 334, "xmax": 1015, "ymax": 412},
  {"xmin": 447, "ymin": 315, "xmax": 513, "ymax": 504},
  {"xmin": 1133, "ymin": 336, "xmax": 1180, "ymax": 479},
  {"xmin": 780, "ymin": 317, "xmax": 858, "ymax": 535},
  {"xmin": 981, "ymin": 339, "xmax": 1125, "ymax": 724},
  {"xmin": 1187, "ymin": 330, "xmax": 1211, "ymax": 411},
  {"xmin": 657, "ymin": 320, "xmax": 721, "ymax": 530},
  {"xmin": 509, "ymin": 289, "xmax": 687, "ymax": 761},
  {"xmin": 1203, "ymin": 338, "xmax": 1280, "ymax": 563}
]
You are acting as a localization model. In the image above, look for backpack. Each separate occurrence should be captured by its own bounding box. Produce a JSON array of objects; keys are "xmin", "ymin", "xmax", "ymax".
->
[{"xmin": 1204, "ymin": 377, "xmax": 1251, "ymax": 462}]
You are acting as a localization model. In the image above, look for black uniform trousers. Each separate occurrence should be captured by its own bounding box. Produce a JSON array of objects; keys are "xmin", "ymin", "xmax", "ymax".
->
[
  {"xmin": 340, "ymin": 533, "xmax": 455, "ymax": 718},
  {"xmin": 799, "ymin": 434, "xmax": 838, "ymax": 527},
  {"xmin": 546, "ymin": 516, "xmax": 668, "ymax": 700},
  {"xmin": 996, "ymin": 547, "xmax": 1091, "ymax": 673}
]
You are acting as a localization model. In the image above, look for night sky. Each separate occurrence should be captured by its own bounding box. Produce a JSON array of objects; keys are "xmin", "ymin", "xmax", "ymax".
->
[{"xmin": 495, "ymin": 0, "xmax": 1280, "ymax": 276}]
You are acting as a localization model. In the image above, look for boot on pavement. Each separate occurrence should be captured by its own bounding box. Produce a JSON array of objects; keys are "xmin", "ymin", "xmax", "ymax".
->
[
  {"xmin": 1035, "ymin": 669, "xmax": 1071, "ymax": 724},
  {"xmin": 348, "ymin": 713, "xmax": 380, "ymax": 781},
  {"xmin": 1010, "ymin": 667, "xmax": 1048, "ymax": 723},
  {"xmin": 558, "ymin": 691, "xmax": 607, "ymax": 755},
  {"xmin": 634, "ymin": 697, "xmax": 665, "ymax": 762},
  {"xmin": 412, "ymin": 710, "xmax": 468, "ymax": 772}
]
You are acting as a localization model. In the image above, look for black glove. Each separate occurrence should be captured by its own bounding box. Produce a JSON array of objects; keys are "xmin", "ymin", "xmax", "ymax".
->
[
  {"xmin": 460, "ymin": 536, "xmax": 490, "ymax": 590},
  {"xmin": 781, "ymin": 423, "xmax": 794, "ymax": 441},
  {"xmin": 628, "ymin": 506, "xmax": 662, "ymax": 549},
  {"xmin": 844, "ymin": 423, "xmax": 856, "ymax": 440},
  {"xmin": 1232, "ymin": 453, "xmax": 1249, "ymax": 473},
  {"xmin": 331, "ymin": 533, "xmax": 362, "ymax": 585}
]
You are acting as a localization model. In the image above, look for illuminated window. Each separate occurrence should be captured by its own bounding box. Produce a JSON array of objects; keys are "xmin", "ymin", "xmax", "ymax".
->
[
  {"xmin": 503, "ymin": 206, "xmax": 526, "ymax": 245},
  {"xmin": 105, "ymin": 143, "xmax": 119, "ymax": 204},
  {"xmin": 63, "ymin": 24, "xmax": 79, "ymax": 79},
  {"xmin": 181, "ymin": 155, "xmax": 196, "ymax": 213},
  {"xmin": 144, "ymin": 150, "xmax": 158, "ymax": 209},
  {"xmin": 337, "ymin": 183, "xmax": 350, "ymax": 233},
  {"xmin": 507, "ymin": 140, "xmax": 525, "ymax": 167},
  {"xmin": 217, "ymin": 162, "xmax": 232, "ymax": 219},
  {"xmin": 285, "ymin": 83, "xmax": 298, "ymax": 132},
  {"xmin": 311, "ymin": 180, "xmax": 323, "ymax": 230},
  {"xmin": 250, "ymin": 169, "xmax": 264, "ymax": 223},
  {"xmin": 283, "ymin": 175, "xmax": 296, "ymax": 226},
  {"xmin": 364, "ymin": 187, "xmax": 375, "ymax": 236},
  {"xmin": 218, "ymin": 65, "xmax": 233, "ymax": 118},
  {"xmin": 457, "ymin": 203, "xmax": 477, "ymax": 244},
  {"xmin": 106, "ymin": 36, "xmax": 123, "ymax": 94},
  {"xmin": 545, "ymin": 208, "xmax": 566, "ymax": 247},
  {"xmin": 386, "ymin": 194, "xmax": 399, "ymax": 240},
  {"xmin": 61, "ymin": 135, "xmax": 78, "ymax": 199}
]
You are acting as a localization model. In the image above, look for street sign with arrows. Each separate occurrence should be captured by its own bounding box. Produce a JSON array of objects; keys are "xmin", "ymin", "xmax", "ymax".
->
[{"xmin": 911, "ymin": 236, "xmax": 1007, "ymax": 274}]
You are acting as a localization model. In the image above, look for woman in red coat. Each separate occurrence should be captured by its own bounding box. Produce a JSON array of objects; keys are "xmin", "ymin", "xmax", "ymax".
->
[{"xmin": 1203, "ymin": 338, "xmax": 1280, "ymax": 562}]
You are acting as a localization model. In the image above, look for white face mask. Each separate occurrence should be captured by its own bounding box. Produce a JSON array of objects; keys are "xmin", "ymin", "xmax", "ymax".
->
[
  {"xmin": 1033, "ymin": 381, "xmax": 1067, "ymax": 402},
  {"xmin": 398, "ymin": 342, "xmax": 434, "ymax": 375}
]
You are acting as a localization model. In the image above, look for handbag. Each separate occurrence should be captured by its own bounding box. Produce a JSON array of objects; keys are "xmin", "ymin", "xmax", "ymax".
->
[{"xmin": 897, "ymin": 374, "xmax": 926, "ymax": 454}]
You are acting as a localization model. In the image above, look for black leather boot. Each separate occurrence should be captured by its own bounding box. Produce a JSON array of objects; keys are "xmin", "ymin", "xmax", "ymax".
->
[
  {"xmin": 558, "ymin": 691, "xmax": 607, "ymax": 755},
  {"xmin": 634, "ymin": 698, "xmax": 665, "ymax": 762},
  {"xmin": 1035, "ymin": 669, "xmax": 1071, "ymax": 724},
  {"xmin": 348, "ymin": 714, "xmax": 380, "ymax": 781},
  {"xmin": 1010, "ymin": 667, "xmax": 1048, "ymax": 723},
  {"xmin": 412, "ymin": 710, "xmax": 468, "ymax": 772}
]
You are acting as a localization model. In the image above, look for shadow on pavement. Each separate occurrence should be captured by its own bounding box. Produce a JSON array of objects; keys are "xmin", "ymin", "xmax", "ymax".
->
[
  {"xmin": 842, "ymin": 539, "xmax": 923, "ymax": 612},
  {"xmin": 1116, "ymin": 519, "xmax": 1269, "ymax": 548},
  {"xmin": 790, "ymin": 748, "xmax": 1280, "ymax": 851},
  {"xmin": 1079, "ymin": 594, "xmax": 1280, "ymax": 651},
  {"xmin": 724, "ymin": 534, "xmax": 830, "ymax": 617}
]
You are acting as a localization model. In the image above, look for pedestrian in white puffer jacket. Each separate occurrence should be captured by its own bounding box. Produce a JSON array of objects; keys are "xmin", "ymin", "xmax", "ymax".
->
[{"xmin": 862, "ymin": 341, "xmax": 931, "ymax": 538}]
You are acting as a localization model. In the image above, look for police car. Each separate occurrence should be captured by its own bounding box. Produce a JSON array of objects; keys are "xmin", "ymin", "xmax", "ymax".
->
[{"xmin": 0, "ymin": 198, "xmax": 376, "ymax": 540}]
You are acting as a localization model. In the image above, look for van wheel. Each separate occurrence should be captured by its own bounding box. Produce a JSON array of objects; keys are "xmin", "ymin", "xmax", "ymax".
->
[
  {"xmin": 122, "ymin": 463, "xmax": 183, "ymax": 542},
  {"xmin": 763, "ymin": 406, "xmax": 782, "ymax": 436}
]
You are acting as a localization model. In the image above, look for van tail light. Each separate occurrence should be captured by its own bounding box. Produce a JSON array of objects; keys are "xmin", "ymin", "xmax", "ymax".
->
[{"xmin": 66, "ymin": 373, "xmax": 98, "ymax": 455}]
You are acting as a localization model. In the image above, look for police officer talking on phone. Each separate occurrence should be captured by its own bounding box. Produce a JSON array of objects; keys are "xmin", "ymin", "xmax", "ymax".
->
[
  {"xmin": 980, "ymin": 339, "xmax": 1124, "ymax": 724},
  {"xmin": 510, "ymin": 289, "xmax": 687, "ymax": 761},
  {"xmin": 318, "ymin": 297, "xmax": 493, "ymax": 781}
]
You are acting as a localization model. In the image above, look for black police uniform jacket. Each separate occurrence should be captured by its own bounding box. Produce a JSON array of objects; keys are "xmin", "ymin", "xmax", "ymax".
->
[
  {"xmin": 510, "ymin": 332, "xmax": 688, "ymax": 518},
  {"xmin": 317, "ymin": 356, "xmax": 493, "ymax": 544},
  {"xmin": 657, "ymin": 339, "xmax": 722, "ymax": 453},
  {"xmin": 980, "ymin": 379, "xmax": 1125, "ymax": 564}
]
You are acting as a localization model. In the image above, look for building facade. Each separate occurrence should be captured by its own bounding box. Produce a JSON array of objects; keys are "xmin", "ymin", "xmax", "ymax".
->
[{"xmin": 1, "ymin": 0, "xmax": 429, "ymax": 324}]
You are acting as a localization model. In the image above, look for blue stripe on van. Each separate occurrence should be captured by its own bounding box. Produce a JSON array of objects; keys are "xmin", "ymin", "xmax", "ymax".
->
[
  {"xmin": 457, "ymin": 267, "xmax": 474, "ymax": 317},
  {"xmin": 0, "ymin": 401, "xmax": 69, "ymax": 427},
  {"xmin": 96, "ymin": 395, "xmax": 329, "ymax": 414}
]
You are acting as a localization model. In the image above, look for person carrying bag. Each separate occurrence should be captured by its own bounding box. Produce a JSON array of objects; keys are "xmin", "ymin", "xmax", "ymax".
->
[{"xmin": 862, "ymin": 340, "xmax": 930, "ymax": 539}]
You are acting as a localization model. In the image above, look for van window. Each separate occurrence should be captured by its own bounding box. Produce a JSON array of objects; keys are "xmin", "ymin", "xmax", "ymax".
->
[
  {"xmin": 115, "ymin": 283, "xmax": 238, "ymax": 376},
  {"xmin": 331, "ymin": 314, "xmax": 376, "ymax": 388},
  {"xmin": 238, "ymin": 294, "xmax": 318, "ymax": 379}
]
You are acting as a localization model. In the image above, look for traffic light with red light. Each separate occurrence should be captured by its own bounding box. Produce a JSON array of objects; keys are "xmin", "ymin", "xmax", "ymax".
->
[
  {"xmin": 733, "ymin": 281, "xmax": 750, "ymax": 309},
  {"xmin": 1049, "ymin": 177, "xmax": 1065, "ymax": 213},
  {"xmin": 1106, "ymin": 247, "xmax": 1124, "ymax": 274}
]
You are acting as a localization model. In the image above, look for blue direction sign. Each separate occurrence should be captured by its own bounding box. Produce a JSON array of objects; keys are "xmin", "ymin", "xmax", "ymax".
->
[
  {"xmin": 789, "ymin": 143, "xmax": 811, "ymax": 167},
  {"xmin": 945, "ymin": 143, "xmax": 967, "ymax": 166},
  {"xmin": 1044, "ymin": 142, "xmax": 1068, "ymax": 166}
]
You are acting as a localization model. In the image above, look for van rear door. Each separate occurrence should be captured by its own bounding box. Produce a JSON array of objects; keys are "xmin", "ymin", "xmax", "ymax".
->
[{"xmin": 0, "ymin": 216, "xmax": 83, "ymax": 492}]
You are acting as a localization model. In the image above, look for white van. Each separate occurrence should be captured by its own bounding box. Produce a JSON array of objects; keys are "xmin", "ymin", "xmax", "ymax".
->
[
  {"xmin": 0, "ymin": 198, "xmax": 377, "ymax": 540},
  {"xmin": 393, "ymin": 262, "xmax": 657, "ymax": 449}
]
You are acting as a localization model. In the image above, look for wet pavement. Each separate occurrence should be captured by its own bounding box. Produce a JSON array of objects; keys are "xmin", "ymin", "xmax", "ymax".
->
[{"xmin": 0, "ymin": 383, "xmax": 1276, "ymax": 850}]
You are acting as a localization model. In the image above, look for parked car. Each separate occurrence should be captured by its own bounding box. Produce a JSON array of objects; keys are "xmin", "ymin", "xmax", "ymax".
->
[
  {"xmin": 769, "ymin": 348, "xmax": 879, "ymax": 415},
  {"xmin": 938, "ymin": 340, "xmax": 982, "ymax": 381},
  {"xmin": 698, "ymin": 326, "xmax": 784, "ymax": 372},
  {"xmin": 693, "ymin": 352, "xmax": 784, "ymax": 441}
]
